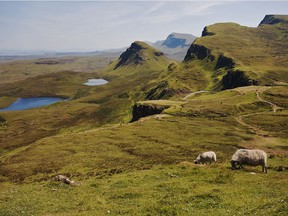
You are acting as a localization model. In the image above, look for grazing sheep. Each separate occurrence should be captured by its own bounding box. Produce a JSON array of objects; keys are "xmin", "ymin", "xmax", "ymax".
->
[
  {"xmin": 194, "ymin": 151, "xmax": 217, "ymax": 164},
  {"xmin": 231, "ymin": 149, "xmax": 267, "ymax": 173}
]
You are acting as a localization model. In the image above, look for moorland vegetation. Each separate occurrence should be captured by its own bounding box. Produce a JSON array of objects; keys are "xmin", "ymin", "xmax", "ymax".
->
[{"xmin": 0, "ymin": 15, "xmax": 287, "ymax": 215}]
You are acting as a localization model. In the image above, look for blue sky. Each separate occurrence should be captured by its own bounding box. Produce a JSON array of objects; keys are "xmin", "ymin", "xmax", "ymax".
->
[{"xmin": 0, "ymin": 1, "xmax": 287, "ymax": 52}]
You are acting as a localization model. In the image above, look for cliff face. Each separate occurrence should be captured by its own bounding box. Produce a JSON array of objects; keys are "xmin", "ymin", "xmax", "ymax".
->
[
  {"xmin": 201, "ymin": 26, "xmax": 215, "ymax": 37},
  {"xmin": 183, "ymin": 15, "xmax": 288, "ymax": 90},
  {"xmin": 214, "ymin": 55, "xmax": 235, "ymax": 70},
  {"xmin": 114, "ymin": 42, "xmax": 145, "ymax": 69},
  {"xmin": 114, "ymin": 41, "xmax": 164, "ymax": 70},
  {"xmin": 131, "ymin": 103, "xmax": 169, "ymax": 122},
  {"xmin": 184, "ymin": 41, "xmax": 235, "ymax": 71},
  {"xmin": 221, "ymin": 70, "xmax": 258, "ymax": 90},
  {"xmin": 183, "ymin": 44, "xmax": 212, "ymax": 62},
  {"xmin": 259, "ymin": 15, "xmax": 288, "ymax": 26}
]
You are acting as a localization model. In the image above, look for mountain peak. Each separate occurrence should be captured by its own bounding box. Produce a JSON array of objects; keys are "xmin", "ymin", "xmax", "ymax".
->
[
  {"xmin": 114, "ymin": 41, "xmax": 164, "ymax": 69},
  {"xmin": 162, "ymin": 33, "xmax": 196, "ymax": 48},
  {"xmin": 259, "ymin": 15, "xmax": 288, "ymax": 26}
]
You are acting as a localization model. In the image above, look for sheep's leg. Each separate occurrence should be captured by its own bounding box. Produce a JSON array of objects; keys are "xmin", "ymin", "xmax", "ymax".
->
[{"xmin": 263, "ymin": 165, "xmax": 268, "ymax": 173}]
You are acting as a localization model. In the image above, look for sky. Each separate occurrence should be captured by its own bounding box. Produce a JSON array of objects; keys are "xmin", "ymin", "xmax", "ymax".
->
[{"xmin": 0, "ymin": 1, "xmax": 288, "ymax": 52}]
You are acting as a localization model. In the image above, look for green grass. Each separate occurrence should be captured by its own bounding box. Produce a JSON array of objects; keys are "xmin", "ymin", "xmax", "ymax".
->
[
  {"xmin": 0, "ymin": 163, "xmax": 287, "ymax": 215},
  {"xmin": 185, "ymin": 17, "xmax": 288, "ymax": 89},
  {"xmin": 0, "ymin": 25, "xmax": 288, "ymax": 215},
  {"xmin": 0, "ymin": 56, "xmax": 116, "ymax": 84}
]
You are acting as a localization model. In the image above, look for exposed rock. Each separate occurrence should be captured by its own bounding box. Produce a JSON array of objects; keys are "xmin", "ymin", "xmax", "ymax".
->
[
  {"xmin": 114, "ymin": 42, "xmax": 145, "ymax": 69},
  {"xmin": 201, "ymin": 26, "xmax": 215, "ymax": 37},
  {"xmin": 184, "ymin": 44, "xmax": 212, "ymax": 62},
  {"xmin": 221, "ymin": 70, "xmax": 258, "ymax": 90},
  {"xmin": 259, "ymin": 15, "xmax": 288, "ymax": 26},
  {"xmin": 214, "ymin": 55, "xmax": 235, "ymax": 70},
  {"xmin": 153, "ymin": 51, "xmax": 164, "ymax": 57},
  {"xmin": 131, "ymin": 103, "xmax": 170, "ymax": 122}
]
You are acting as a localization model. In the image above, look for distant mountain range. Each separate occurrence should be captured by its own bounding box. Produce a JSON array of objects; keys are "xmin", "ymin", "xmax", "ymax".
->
[
  {"xmin": 147, "ymin": 33, "xmax": 197, "ymax": 61},
  {"xmin": 0, "ymin": 48, "xmax": 125, "ymax": 62},
  {"xmin": 0, "ymin": 33, "xmax": 196, "ymax": 62}
]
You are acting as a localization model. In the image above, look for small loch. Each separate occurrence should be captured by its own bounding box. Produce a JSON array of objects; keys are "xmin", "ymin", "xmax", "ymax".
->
[
  {"xmin": 0, "ymin": 97, "xmax": 65, "ymax": 111},
  {"xmin": 83, "ymin": 79, "xmax": 108, "ymax": 86}
]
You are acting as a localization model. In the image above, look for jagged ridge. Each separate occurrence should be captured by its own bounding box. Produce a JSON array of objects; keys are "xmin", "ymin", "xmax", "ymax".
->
[{"xmin": 183, "ymin": 15, "xmax": 288, "ymax": 90}]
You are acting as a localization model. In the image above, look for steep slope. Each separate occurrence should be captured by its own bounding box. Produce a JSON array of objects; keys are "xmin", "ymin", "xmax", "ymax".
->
[
  {"xmin": 148, "ymin": 33, "xmax": 197, "ymax": 61},
  {"xmin": 184, "ymin": 15, "xmax": 288, "ymax": 90},
  {"xmin": 102, "ymin": 41, "xmax": 187, "ymax": 101},
  {"xmin": 107, "ymin": 41, "xmax": 171, "ymax": 73}
]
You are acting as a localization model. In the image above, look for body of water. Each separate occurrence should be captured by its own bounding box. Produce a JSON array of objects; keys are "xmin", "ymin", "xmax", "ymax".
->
[
  {"xmin": 83, "ymin": 79, "xmax": 108, "ymax": 86},
  {"xmin": 0, "ymin": 97, "xmax": 65, "ymax": 111}
]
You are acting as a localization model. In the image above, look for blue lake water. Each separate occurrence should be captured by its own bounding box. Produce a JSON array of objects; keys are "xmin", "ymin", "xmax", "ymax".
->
[
  {"xmin": 83, "ymin": 79, "xmax": 108, "ymax": 86},
  {"xmin": 0, "ymin": 97, "xmax": 65, "ymax": 111}
]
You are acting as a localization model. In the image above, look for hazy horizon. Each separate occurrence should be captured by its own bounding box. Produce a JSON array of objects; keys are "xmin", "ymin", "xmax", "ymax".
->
[{"xmin": 1, "ymin": 1, "xmax": 288, "ymax": 53}]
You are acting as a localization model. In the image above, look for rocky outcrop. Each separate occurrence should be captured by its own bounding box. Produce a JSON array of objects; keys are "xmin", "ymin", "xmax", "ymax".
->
[
  {"xmin": 221, "ymin": 70, "xmax": 258, "ymax": 90},
  {"xmin": 214, "ymin": 55, "xmax": 235, "ymax": 70},
  {"xmin": 184, "ymin": 44, "xmax": 212, "ymax": 62},
  {"xmin": 114, "ymin": 42, "xmax": 165, "ymax": 69},
  {"xmin": 259, "ymin": 15, "xmax": 288, "ymax": 26},
  {"xmin": 114, "ymin": 42, "xmax": 145, "ymax": 69},
  {"xmin": 131, "ymin": 103, "xmax": 170, "ymax": 122},
  {"xmin": 201, "ymin": 26, "xmax": 215, "ymax": 37}
]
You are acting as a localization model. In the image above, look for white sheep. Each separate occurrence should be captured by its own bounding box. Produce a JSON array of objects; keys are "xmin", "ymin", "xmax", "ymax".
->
[
  {"xmin": 231, "ymin": 149, "xmax": 267, "ymax": 173},
  {"xmin": 194, "ymin": 151, "xmax": 217, "ymax": 164}
]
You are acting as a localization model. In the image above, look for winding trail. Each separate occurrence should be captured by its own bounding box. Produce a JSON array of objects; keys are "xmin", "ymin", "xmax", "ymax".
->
[
  {"xmin": 183, "ymin": 90, "xmax": 209, "ymax": 100},
  {"xmin": 235, "ymin": 114, "xmax": 270, "ymax": 137},
  {"xmin": 256, "ymin": 90, "xmax": 281, "ymax": 112},
  {"xmin": 235, "ymin": 88, "xmax": 280, "ymax": 137}
]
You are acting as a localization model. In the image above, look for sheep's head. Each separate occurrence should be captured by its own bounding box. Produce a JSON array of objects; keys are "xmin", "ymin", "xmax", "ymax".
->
[
  {"xmin": 194, "ymin": 155, "xmax": 201, "ymax": 164},
  {"xmin": 231, "ymin": 160, "xmax": 238, "ymax": 170}
]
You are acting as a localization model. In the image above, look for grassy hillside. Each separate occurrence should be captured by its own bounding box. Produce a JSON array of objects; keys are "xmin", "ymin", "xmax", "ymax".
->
[
  {"xmin": 184, "ymin": 15, "xmax": 288, "ymax": 90},
  {"xmin": 0, "ymin": 17, "xmax": 288, "ymax": 215},
  {"xmin": 1, "ymin": 84, "xmax": 288, "ymax": 215},
  {"xmin": 0, "ymin": 56, "xmax": 116, "ymax": 84},
  {"xmin": 0, "ymin": 42, "xmax": 172, "ymax": 150}
]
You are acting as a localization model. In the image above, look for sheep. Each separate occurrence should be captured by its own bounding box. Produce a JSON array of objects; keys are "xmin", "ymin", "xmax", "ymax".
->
[
  {"xmin": 231, "ymin": 149, "xmax": 267, "ymax": 173},
  {"xmin": 194, "ymin": 151, "xmax": 217, "ymax": 164}
]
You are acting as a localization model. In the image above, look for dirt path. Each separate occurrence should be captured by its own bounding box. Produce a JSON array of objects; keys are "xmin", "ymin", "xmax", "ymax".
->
[
  {"xmin": 256, "ymin": 90, "xmax": 281, "ymax": 112},
  {"xmin": 234, "ymin": 89, "xmax": 277, "ymax": 137},
  {"xmin": 183, "ymin": 90, "xmax": 208, "ymax": 100},
  {"xmin": 235, "ymin": 114, "xmax": 270, "ymax": 137}
]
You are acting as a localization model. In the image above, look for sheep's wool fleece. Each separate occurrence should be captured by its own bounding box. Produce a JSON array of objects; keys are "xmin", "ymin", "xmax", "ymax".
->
[{"xmin": 232, "ymin": 149, "xmax": 267, "ymax": 165}]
